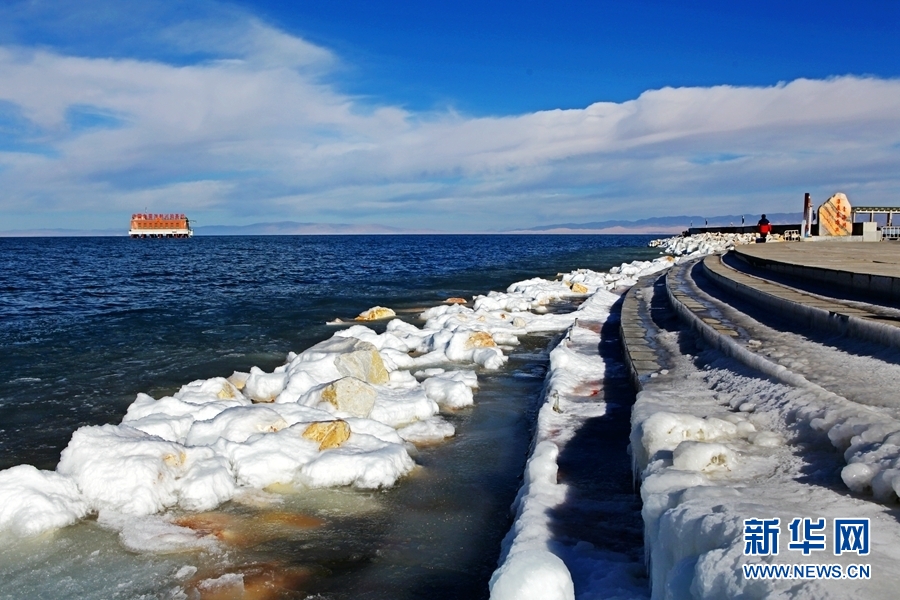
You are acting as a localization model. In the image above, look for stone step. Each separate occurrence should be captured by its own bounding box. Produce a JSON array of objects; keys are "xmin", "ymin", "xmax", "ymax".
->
[
  {"xmin": 702, "ymin": 252, "xmax": 900, "ymax": 350},
  {"xmin": 619, "ymin": 272, "xmax": 679, "ymax": 390}
]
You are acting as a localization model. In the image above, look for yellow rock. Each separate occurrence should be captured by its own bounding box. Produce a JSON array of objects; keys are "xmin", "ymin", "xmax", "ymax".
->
[
  {"xmin": 188, "ymin": 562, "xmax": 311, "ymax": 600},
  {"xmin": 303, "ymin": 420, "xmax": 351, "ymax": 450},
  {"xmin": 334, "ymin": 347, "xmax": 389, "ymax": 385},
  {"xmin": 355, "ymin": 306, "xmax": 396, "ymax": 321},
  {"xmin": 227, "ymin": 371, "xmax": 249, "ymax": 390},
  {"xmin": 571, "ymin": 282, "xmax": 589, "ymax": 294},
  {"xmin": 465, "ymin": 331, "xmax": 497, "ymax": 349},
  {"xmin": 217, "ymin": 382, "xmax": 240, "ymax": 399},
  {"xmin": 445, "ymin": 297, "xmax": 467, "ymax": 304},
  {"xmin": 163, "ymin": 451, "xmax": 186, "ymax": 467},
  {"xmin": 260, "ymin": 511, "xmax": 324, "ymax": 528},
  {"xmin": 320, "ymin": 377, "xmax": 376, "ymax": 417}
]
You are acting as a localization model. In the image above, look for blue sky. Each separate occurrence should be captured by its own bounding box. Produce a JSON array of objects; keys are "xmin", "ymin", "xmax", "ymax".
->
[{"xmin": 1, "ymin": 0, "xmax": 899, "ymax": 232}]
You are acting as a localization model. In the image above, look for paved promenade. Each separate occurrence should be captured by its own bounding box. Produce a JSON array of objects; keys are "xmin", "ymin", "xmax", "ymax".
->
[
  {"xmin": 734, "ymin": 241, "xmax": 900, "ymax": 300},
  {"xmin": 736, "ymin": 241, "xmax": 900, "ymax": 277}
]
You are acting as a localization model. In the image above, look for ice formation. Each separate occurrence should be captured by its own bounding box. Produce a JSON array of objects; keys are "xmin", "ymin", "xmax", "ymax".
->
[
  {"xmin": 649, "ymin": 232, "xmax": 754, "ymax": 257},
  {"xmin": 0, "ymin": 248, "xmax": 683, "ymax": 543},
  {"xmin": 23, "ymin": 229, "xmax": 881, "ymax": 599}
]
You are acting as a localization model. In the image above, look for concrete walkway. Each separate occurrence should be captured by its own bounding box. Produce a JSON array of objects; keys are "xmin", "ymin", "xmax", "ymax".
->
[{"xmin": 734, "ymin": 242, "xmax": 900, "ymax": 300}]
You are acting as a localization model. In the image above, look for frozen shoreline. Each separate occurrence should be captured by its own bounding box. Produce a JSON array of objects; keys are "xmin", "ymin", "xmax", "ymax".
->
[
  {"xmin": 0, "ymin": 236, "xmax": 696, "ymax": 597},
  {"xmin": 492, "ymin": 232, "xmax": 900, "ymax": 600},
  {"xmin": 18, "ymin": 229, "xmax": 888, "ymax": 598}
]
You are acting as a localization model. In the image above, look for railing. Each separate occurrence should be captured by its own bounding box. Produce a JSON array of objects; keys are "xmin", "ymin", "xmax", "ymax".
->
[{"xmin": 882, "ymin": 226, "xmax": 900, "ymax": 240}]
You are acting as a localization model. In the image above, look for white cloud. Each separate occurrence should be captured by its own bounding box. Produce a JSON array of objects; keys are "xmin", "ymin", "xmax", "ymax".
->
[{"xmin": 0, "ymin": 16, "xmax": 899, "ymax": 231}]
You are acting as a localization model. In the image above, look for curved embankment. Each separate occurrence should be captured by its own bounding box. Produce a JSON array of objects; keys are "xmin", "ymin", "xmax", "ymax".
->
[{"xmin": 624, "ymin": 249, "xmax": 900, "ymax": 599}]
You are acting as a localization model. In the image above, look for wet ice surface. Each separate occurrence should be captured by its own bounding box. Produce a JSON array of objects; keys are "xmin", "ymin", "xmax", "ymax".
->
[
  {"xmin": 491, "ymin": 292, "xmax": 655, "ymax": 600},
  {"xmin": 0, "ymin": 336, "xmax": 552, "ymax": 600},
  {"xmin": 684, "ymin": 262, "xmax": 900, "ymax": 414},
  {"xmin": 632, "ymin": 316, "xmax": 900, "ymax": 599},
  {"xmin": 626, "ymin": 253, "xmax": 900, "ymax": 599}
]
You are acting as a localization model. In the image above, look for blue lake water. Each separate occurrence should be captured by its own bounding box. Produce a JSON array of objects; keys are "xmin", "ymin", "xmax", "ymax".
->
[{"xmin": 0, "ymin": 234, "xmax": 658, "ymax": 598}]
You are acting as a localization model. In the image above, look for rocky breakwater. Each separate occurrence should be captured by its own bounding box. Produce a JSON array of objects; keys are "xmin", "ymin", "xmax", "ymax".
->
[{"xmin": 649, "ymin": 232, "xmax": 755, "ymax": 257}]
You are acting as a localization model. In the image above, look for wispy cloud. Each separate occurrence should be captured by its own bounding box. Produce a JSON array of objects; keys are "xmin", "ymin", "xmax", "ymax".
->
[{"xmin": 0, "ymin": 8, "xmax": 898, "ymax": 231}]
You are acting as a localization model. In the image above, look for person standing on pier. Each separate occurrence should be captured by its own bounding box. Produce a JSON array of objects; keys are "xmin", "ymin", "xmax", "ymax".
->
[{"xmin": 757, "ymin": 214, "xmax": 771, "ymax": 242}]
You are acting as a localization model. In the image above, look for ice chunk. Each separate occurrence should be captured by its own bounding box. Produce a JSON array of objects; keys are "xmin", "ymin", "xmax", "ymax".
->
[
  {"xmin": 185, "ymin": 405, "xmax": 289, "ymax": 446},
  {"xmin": 244, "ymin": 367, "xmax": 288, "ymax": 403},
  {"xmin": 299, "ymin": 433, "xmax": 415, "ymax": 489},
  {"xmin": 114, "ymin": 514, "xmax": 218, "ymax": 554},
  {"xmin": 423, "ymin": 375, "xmax": 474, "ymax": 408},
  {"xmin": 176, "ymin": 452, "xmax": 237, "ymax": 511},
  {"xmin": 0, "ymin": 465, "xmax": 89, "ymax": 536},
  {"xmin": 123, "ymin": 390, "xmax": 249, "ymax": 424},
  {"xmin": 58, "ymin": 424, "xmax": 191, "ymax": 516},
  {"xmin": 489, "ymin": 549, "xmax": 575, "ymax": 600},
  {"xmin": 638, "ymin": 412, "xmax": 737, "ymax": 464},
  {"xmin": 397, "ymin": 417, "xmax": 456, "ymax": 444},
  {"xmin": 222, "ymin": 426, "xmax": 320, "ymax": 489},
  {"xmin": 842, "ymin": 462, "xmax": 876, "ymax": 493},
  {"xmin": 672, "ymin": 441, "xmax": 736, "ymax": 472},
  {"xmin": 368, "ymin": 385, "xmax": 439, "ymax": 428}
]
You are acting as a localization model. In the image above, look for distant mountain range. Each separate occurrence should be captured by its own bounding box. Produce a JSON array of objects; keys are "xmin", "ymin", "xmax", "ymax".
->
[
  {"xmin": 504, "ymin": 213, "xmax": 802, "ymax": 234},
  {"xmin": 1, "ymin": 214, "xmax": 802, "ymax": 237},
  {"xmin": 0, "ymin": 221, "xmax": 439, "ymax": 237},
  {"xmin": 193, "ymin": 221, "xmax": 440, "ymax": 235}
]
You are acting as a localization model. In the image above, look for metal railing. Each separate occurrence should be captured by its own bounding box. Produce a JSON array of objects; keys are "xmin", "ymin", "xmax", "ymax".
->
[{"xmin": 882, "ymin": 226, "xmax": 900, "ymax": 240}]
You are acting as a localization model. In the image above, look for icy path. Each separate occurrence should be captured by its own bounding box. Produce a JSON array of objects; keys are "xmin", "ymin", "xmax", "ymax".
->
[
  {"xmin": 675, "ymin": 260, "xmax": 900, "ymax": 415},
  {"xmin": 490, "ymin": 294, "xmax": 649, "ymax": 600},
  {"xmin": 628, "ymin": 273, "xmax": 900, "ymax": 599}
]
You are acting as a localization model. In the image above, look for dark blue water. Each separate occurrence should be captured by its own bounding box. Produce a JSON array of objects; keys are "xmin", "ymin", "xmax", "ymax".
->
[{"xmin": 0, "ymin": 235, "xmax": 657, "ymax": 471}]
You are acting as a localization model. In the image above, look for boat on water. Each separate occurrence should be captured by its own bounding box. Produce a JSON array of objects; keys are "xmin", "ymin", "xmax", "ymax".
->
[{"xmin": 129, "ymin": 213, "xmax": 193, "ymax": 238}]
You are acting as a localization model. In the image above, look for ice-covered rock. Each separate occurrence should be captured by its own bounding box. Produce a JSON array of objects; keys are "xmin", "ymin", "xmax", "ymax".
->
[
  {"xmin": 244, "ymin": 367, "xmax": 288, "ymax": 403},
  {"xmin": 0, "ymin": 465, "xmax": 89, "ymax": 536},
  {"xmin": 397, "ymin": 417, "xmax": 456, "ymax": 444},
  {"xmin": 672, "ymin": 441, "xmax": 736, "ymax": 472},
  {"xmin": 649, "ymin": 232, "xmax": 755, "ymax": 258},
  {"xmin": 422, "ymin": 374, "xmax": 475, "ymax": 408},
  {"xmin": 302, "ymin": 420, "xmax": 351, "ymax": 450},
  {"xmin": 489, "ymin": 549, "xmax": 575, "ymax": 600},
  {"xmin": 334, "ymin": 343, "xmax": 390, "ymax": 384},
  {"xmin": 58, "ymin": 424, "xmax": 191, "ymax": 516},
  {"xmin": 355, "ymin": 306, "xmax": 396, "ymax": 321},
  {"xmin": 320, "ymin": 377, "xmax": 377, "ymax": 417},
  {"xmin": 0, "ymin": 245, "xmax": 701, "ymax": 542}
]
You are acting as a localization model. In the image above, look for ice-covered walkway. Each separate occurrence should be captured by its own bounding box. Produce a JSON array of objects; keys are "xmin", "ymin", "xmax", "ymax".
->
[
  {"xmin": 624, "ymin": 244, "xmax": 900, "ymax": 599},
  {"xmin": 490, "ymin": 301, "xmax": 649, "ymax": 600}
]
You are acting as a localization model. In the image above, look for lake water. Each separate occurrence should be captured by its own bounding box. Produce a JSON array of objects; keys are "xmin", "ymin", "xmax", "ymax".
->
[{"xmin": 0, "ymin": 234, "xmax": 658, "ymax": 599}]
